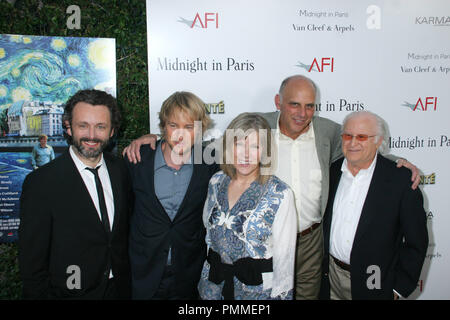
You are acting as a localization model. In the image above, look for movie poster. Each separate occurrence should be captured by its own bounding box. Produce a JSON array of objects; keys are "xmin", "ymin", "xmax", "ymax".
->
[{"xmin": 0, "ymin": 34, "xmax": 116, "ymax": 242}]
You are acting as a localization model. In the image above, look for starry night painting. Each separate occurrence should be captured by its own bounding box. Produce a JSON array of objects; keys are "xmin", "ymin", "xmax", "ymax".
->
[
  {"xmin": 0, "ymin": 34, "xmax": 116, "ymax": 114},
  {"xmin": 0, "ymin": 34, "xmax": 116, "ymax": 242}
]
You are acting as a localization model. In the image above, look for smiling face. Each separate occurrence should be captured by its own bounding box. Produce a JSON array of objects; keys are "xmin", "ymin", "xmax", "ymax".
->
[
  {"xmin": 233, "ymin": 131, "xmax": 261, "ymax": 180},
  {"xmin": 342, "ymin": 114, "xmax": 382, "ymax": 175},
  {"xmin": 67, "ymin": 102, "xmax": 114, "ymax": 167},
  {"xmin": 276, "ymin": 77, "xmax": 316, "ymax": 140}
]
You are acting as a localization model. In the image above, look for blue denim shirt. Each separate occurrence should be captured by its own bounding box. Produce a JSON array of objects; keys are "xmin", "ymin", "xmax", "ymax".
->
[
  {"xmin": 31, "ymin": 144, "xmax": 55, "ymax": 168},
  {"xmin": 154, "ymin": 141, "xmax": 193, "ymax": 265}
]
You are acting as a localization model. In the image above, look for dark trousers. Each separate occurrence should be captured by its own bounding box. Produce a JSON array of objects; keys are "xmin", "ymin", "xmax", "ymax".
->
[
  {"xmin": 103, "ymin": 278, "xmax": 118, "ymax": 300},
  {"xmin": 151, "ymin": 265, "xmax": 198, "ymax": 300}
]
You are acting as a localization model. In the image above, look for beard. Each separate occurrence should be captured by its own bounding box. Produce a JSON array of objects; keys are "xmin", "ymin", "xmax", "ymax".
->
[{"xmin": 73, "ymin": 137, "xmax": 109, "ymax": 160}]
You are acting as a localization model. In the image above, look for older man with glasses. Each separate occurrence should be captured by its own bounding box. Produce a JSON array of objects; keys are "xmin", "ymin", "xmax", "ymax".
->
[{"xmin": 320, "ymin": 110, "xmax": 428, "ymax": 300}]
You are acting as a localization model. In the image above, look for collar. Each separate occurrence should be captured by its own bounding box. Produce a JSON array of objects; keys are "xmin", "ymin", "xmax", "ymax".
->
[
  {"xmin": 154, "ymin": 141, "xmax": 166, "ymax": 171},
  {"xmin": 154, "ymin": 140, "xmax": 193, "ymax": 171}
]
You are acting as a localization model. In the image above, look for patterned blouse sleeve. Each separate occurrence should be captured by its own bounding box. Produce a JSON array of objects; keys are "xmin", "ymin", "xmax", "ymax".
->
[
  {"xmin": 202, "ymin": 172, "xmax": 221, "ymax": 248},
  {"xmin": 270, "ymin": 187, "xmax": 297, "ymax": 299}
]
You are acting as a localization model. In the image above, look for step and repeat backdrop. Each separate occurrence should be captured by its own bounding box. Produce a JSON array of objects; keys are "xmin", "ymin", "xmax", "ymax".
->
[{"xmin": 146, "ymin": 0, "xmax": 450, "ymax": 299}]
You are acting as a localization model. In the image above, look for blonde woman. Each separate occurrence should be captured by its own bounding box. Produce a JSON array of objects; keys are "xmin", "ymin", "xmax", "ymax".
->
[{"xmin": 198, "ymin": 113, "xmax": 297, "ymax": 300}]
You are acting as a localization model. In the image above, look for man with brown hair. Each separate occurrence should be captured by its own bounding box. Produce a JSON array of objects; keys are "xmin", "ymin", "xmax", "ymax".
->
[{"xmin": 19, "ymin": 89, "xmax": 131, "ymax": 299}]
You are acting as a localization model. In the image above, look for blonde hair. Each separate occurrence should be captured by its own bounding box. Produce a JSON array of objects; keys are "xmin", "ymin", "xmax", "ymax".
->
[
  {"xmin": 220, "ymin": 113, "xmax": 274, "ymax": 184},
  {"xmin": 158, "ymin": 91, "xmax": 211, "ymax": 139}
]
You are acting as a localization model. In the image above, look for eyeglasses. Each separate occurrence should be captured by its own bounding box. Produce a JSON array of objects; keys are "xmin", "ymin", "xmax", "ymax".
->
[{"xmin": 341, "ymin": 133, "xmax": 377, "ymax": 142}]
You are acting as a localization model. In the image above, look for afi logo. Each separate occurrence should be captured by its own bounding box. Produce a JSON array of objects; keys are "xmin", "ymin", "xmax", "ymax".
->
[
  {"xmin": 309, "ymin": 57, "xmax": 334, "ymax": 72},
  {"xmin": 191, "ymin": 12, "xmax": 219, "ymax": 28},
  {"xmin": 414, "ymin": 97, "xmax": 437, "ymax": 111}
]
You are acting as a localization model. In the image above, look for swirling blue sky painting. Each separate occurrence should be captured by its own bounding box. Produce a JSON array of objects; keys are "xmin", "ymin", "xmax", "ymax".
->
[{"xmin": 0, "ymin": 34, "xmax": 116, "ymax": 109}]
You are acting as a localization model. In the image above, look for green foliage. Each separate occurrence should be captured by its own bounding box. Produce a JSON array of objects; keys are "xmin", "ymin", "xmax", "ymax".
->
[
  {"xmin": 0, "ymin": 243, "xmax": 21, "ymax": 300},
  {"xmin": 0, "ymin": 0, "xmax": 150, "ymax": 299}
]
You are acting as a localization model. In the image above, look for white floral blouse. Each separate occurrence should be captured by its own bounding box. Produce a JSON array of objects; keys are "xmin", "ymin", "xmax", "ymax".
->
[{"xmin": 198, "ymin": 171, "xmax": 297, "ymax": 300}]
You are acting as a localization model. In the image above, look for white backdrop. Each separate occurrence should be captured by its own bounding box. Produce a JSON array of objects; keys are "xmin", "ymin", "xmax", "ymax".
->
[{"xmin": 146, "ymin": 0, "xmax": 450, "ymax": 299}]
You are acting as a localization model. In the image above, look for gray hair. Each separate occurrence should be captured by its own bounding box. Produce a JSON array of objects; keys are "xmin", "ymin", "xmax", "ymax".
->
[{"xmin": 342, "ymin": 110, "xmax": 390, "ymax": 154}]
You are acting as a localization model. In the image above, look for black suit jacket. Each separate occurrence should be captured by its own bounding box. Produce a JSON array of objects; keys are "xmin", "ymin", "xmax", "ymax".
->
[
  {"xmin": 126, "ymin": 142, "xmax": 219, "ymax": 299},
  {"xmin": 19, "ymin": 149, "xmax": 132, "ymax": 299},
  {"xmin": 320, "ymin": 154, "xmax": 428, "ymax": 300}
]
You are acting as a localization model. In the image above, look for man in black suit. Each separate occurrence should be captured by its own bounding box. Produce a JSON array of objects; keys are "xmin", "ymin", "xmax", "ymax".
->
[
  {"xmin": 125, "ymin": 91, "xmax": 219, "ymax": 299},
  {"xmin": 320, "ymin": 110, "xmax": 428, "ymax": 300},
  {"xmin": 19, "ymin": 89, "xmax": 131, "ymax": 299}
]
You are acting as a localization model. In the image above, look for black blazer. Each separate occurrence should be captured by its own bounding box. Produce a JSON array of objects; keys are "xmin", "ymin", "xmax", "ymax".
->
[
  {"xmin": 19, "ymin": 150, "xmax": 132, "ymax": 299},
  {"xmin": 320, "ymin": 154, "xmax": 428, "ymax": 300},
  {"xmin": 126, "ymin": 142, "xmax": 219, "ymax": 299}
]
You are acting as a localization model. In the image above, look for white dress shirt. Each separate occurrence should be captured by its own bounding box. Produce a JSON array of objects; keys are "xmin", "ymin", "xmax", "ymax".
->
[
  {"xmin": 274, "ymin": 114, "xmax": 322, "ymax": 232},
  {"xmin": 69, "ymin": 146, "xmax": 115, "ymax": 278},
  {"xmin": 69, "ymin": 146, "xmax": 115, "ymax": 229},
  {"xmin": 329, "ymin": 155, "xmax": 377, "ymax": 265}
]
